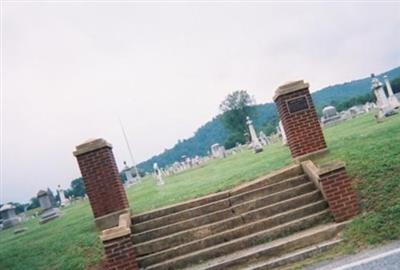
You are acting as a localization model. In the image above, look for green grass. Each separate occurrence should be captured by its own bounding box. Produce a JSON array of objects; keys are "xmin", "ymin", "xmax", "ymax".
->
[
  {"xmin": 0, "ymin": 202, "xmax": 102, "ymax": 270},
  {"xmin": 318, "ymin": 114, "xmax": 400, "ymax": 247},
  {"xmin": 126, "ymin": 142, "xmax": 291, "ymax": 213},
  {"xmin": 0, "ymin": 113, "xmax": 399, "ymax": 270}
]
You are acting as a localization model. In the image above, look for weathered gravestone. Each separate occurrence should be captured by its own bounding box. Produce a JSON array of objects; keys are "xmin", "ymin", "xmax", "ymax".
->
[
  {"xmin": 57, "ymin": 185, "xmax": 69, "ymax": 207},
  {"xmin": 384, "ymin": 75, "xmax": 400, "ymax": 109},
  {"xmin": 37, "ymin": 190, "xmax": 61, "ymax": 224},
  {"xmin": 210, "ymin": 143, "xmax": 226, "ymax": 158},
  {"xmin": 278, "ymin": 120, "xmax": 287, "ymax": 145},
  {"xmin": 123, "ymin": 161, "xmax": 137, "ymax": 187},
  {"xmin": 246, "ymin": 116, "xmax": 263, "ymax": 153},
  {"xmin": 321, "ymin": 106, "xmax": 341, "ymax": 126},
  {"xmin": 153, "ymin": 163, "xmax": 164, "ymax": 186},
  {"xmin": 0, "ymin": 204, "xmax": 20, "ymax": 229},
  {"xmin": 371, "ymin": 73, "xmax": 396, "ymax": 122}
]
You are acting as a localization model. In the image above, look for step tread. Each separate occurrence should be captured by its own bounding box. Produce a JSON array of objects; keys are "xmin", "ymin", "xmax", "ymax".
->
[
  {"xmin": 133, "ymin": 179, "xmax": 315, "ymax": 236},
  {"xmin": 244, "ymin": 239, "xmax": 342, "ymax": 270},
  {"xmin": 185, "ymin": 223, "xmax": 345, "ymax": 270},
  {"xmin": 143, "ymin": 210, "xmax": 331, "ymax": 269}
]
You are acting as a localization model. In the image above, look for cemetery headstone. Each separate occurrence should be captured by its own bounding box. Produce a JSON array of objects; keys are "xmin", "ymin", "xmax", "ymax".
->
[
  {"xmin": 278, "ymin": 120, "xmax": 287, "ymax": 145},
  {"xmin": 246, "ymin": 116, "xmax": 263, "ymax": 153},
  {"xmin": 153, "ymin": 163, "xmax": 164, "ymax": 186},
  {"xmin": 122, "ymin": 161, "xmax": 137, "ymax": 187},
  {"xmin": 321, "ymin": 106, "xmax": 341, "ymax": 126},
  {"xmin": 384, "ymin": 75, "xmax": 400, "ymax": 109},
  {"xmin": 37, "ymin": 190, "xmax": 61, "ymax": 224},
  {"xmin": 259, "ymin": 131, "xmax": 268, "ymax": 145},
  {"xmin": 57, "ymin": 185, "xmax": 69, "ymax": 207},
  {"xmin": 211, "ymin": 143, "xmax": 226, "ymax": 158},
  {"xmin": 0, "ymin": 204, "xmax": 20, "ymax": 229},
  {"xmin": 371, "ymin": 73, "xmax": 396, "ymax": 122}
]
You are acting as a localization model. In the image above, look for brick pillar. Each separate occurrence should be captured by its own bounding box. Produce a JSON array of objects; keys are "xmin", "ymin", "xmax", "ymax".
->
[
  {"xmin": 103, "ymin": 235, "xmax": 139, "ymax": 270},
  {"xmin": 274, "ymin": 80, "xmax": 327, "ymax": 160},
  {"xmin": 73, "ymin": 138, "xmax": 130, "ymax": 230},
  {"xmin": 319, "ymin": 164, "xmax": 359, "ymax": 222}
]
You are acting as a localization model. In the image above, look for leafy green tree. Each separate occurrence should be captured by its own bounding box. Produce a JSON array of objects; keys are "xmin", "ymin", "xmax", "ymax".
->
[
  {"xmin": 391, "ymin": 77, "xmax": 400, "ymax": 93},
  {"xmin": 27, "ymin": 197, "xmax": 40, "ymax": 210},
  {"xmin": 223, "ymin": 132, "xmax": 246, "ymax": 149},
  {"xmin": 65, "ymin": 178, "xmax": 86, "ymax": 198},
  {"xmin": 219, "ymin": 90, "xmax": 255, "ymax": 148}
]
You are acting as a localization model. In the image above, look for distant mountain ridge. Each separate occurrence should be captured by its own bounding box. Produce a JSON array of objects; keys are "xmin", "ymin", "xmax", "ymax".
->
[{"xmin": 137, "ymin": 66, "xmax": 400, "ymax": 172}]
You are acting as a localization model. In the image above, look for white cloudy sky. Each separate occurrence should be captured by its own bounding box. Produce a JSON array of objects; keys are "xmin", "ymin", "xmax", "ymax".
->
[{"xmin": 1, "ymin": 2, "xmax": 399, "ymax": 203}]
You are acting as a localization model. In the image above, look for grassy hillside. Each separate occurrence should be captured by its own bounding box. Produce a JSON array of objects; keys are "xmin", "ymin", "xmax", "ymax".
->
[
  {"xmin": 0, "ymin": 113, "xmax": 399, "ymax": 270},
  {"xmin": 138, "ymin": 66, "xmax": 400, "ymax": 172}
]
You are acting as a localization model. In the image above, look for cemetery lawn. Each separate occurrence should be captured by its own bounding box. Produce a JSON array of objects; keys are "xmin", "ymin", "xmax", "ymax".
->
[{"xmin": 0, "ymin": 113, "xmax": 399, "ymax": 270}]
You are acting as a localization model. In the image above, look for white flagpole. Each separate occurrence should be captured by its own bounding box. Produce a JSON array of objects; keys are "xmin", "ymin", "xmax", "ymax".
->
[{"xmin": 118, "ymin": 117, "xmax": 140, "ymax": 180}]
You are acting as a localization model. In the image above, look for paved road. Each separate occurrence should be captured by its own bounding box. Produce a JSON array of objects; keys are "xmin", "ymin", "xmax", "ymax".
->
[{"xmin": 305, "ymin": 240, "xmax": 400, "ymax": 270}]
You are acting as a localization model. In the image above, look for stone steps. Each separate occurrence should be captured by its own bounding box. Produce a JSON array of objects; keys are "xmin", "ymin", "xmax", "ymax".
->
[
  {"xmin": 183, "ymin": 222, "xmax": 346, "ymax": 270},
  {"xmin": 128, "ymin": 164, "xmax": 345, "ymax": 270},
  {"xmin": 135, "ymin": 190, "xmax": 324, "ymax": 256},
  {"xmin": 133, "ymin": 174, "xmax": 307, "ymax": 234},
  {"xmin": 144, "ymin": 210, "xmax": 330, "ymax": 270},
  {"xmin": 132, "ymin": 176, "xmax": 311, "ymax": 242},
  {"xmin": 132, "ymin": 164, "xmax": 303, "ymax": 225}
]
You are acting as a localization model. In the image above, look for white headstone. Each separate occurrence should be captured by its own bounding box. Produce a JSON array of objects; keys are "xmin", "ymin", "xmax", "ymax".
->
[
  {"xmin": 371, "ymin": 74, "xmax": 396, "ymax": 121},
  {"xmin": 384, "ymin": 75, "xmax": 400, "ymax": 109},
  {"xmin": 153, "ymin": 163, "xmax": 164, "ymax": 186},
  {"xmin": 57, "ymin": 185, "xmax": 68, "ymax": 207},
  {"xmin": 259, "ymin": 131, "xmax": 269, "ymax": 145},
  {"xmin": 246, "ymin": 116, "xmax": 263, "ymax": 153},
  {"xmin": 321, "ymin": 106, "xmax": 341, "ymax": 126},
  {"xmin": 211, "ymin": 144, "xmax": 226, "ymax": 158},
  {"xmin": 278, "ymin": 120, "xmax": 287, "ymax": 145}
]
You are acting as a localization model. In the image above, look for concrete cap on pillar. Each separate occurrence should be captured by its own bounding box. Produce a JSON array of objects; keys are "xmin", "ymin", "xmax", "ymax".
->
[
  {"xmin": 273, "ymin": 80, "xmax": 309, "ymax": 101},
  {"xmin": 73, "ymin": 138, "xmax": 112, "ymax": 156}
]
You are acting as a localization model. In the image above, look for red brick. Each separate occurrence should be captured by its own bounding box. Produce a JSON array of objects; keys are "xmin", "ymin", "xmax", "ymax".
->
[
  {"xmin": 320, "ymin": 167, "xmax": 359, "ymax": 222},
  {"xmin": 274, "ymin": 85, "xmax": 327, "ymax": 159}
]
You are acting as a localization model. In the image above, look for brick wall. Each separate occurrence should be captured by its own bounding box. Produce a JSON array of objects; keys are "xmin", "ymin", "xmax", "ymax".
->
[
  {"xmin": 275, "ymin": 86, "xmax": 327, "ymax": 158},
  {"xmin": 74, "ymin": 141, "xmax": 129, "ymax": 219},
  {"xmin": 103, "ymin": 235, "xmax": 139, "ymax": 270},
  {"xmin": 319, "ymin": 168, "xmax": 359, "ymax": 222}
]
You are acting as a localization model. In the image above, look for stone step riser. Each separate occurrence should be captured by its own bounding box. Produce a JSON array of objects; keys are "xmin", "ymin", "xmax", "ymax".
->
[
  {"xmin": 134, "ymin": 176, "xmax": 309, "ymax": 234},
  {"xmin": 229, "ymin": 165, "xmax": 304, "ymax": 196},
  {"xmin": 230, "ymin": 175, "xmax": 308, "ymax": 206},
  {"xmin": 233, "ymin": 182, "xmax": 315, "ymax": 215},
  {"xmin": 142, "ymin": 211, "xmax": 330, "ymax": 269},
  {"xmin": 247, "ymin": 239, "xmax": 342, "ymax": 270},
  {"xmin": 132, "ymin": 192, "xmax": 230, "ymax": 224},
  {"xmin": 133, "ymin": 182, "xmax": 316, "ymax": 242},
  {"xmin": 132, "ymin": 164, "xmax": 303, "ymax": 224},
  {"xmin": 135, "ymin": 201, "xmax": 327, "ymax": 261},
  {"xmin": 240, "ymin": 190, "xmax": 321, "ymax": 224},
  {"xmin": 204, "ymin": 225, "xmax": 343, "ymax": 270},
  {"xmin": 133, "ymin": 199, "xmax": 230, "ymax": 233}
]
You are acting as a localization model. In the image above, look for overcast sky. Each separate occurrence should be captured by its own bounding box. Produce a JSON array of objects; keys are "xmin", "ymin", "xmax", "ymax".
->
[{"xmin": 1, "ymin": 2, "xmax": 399, "ymax": 203}]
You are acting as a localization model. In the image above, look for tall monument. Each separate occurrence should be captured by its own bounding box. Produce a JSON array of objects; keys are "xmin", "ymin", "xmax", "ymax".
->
[
  {"xmin": 246, "ymin": 116, "xmax": 263, "ymax": 153},
  {"xmin": 384, "ymin": 75, "xmax": 400, "ymax": 109}
]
